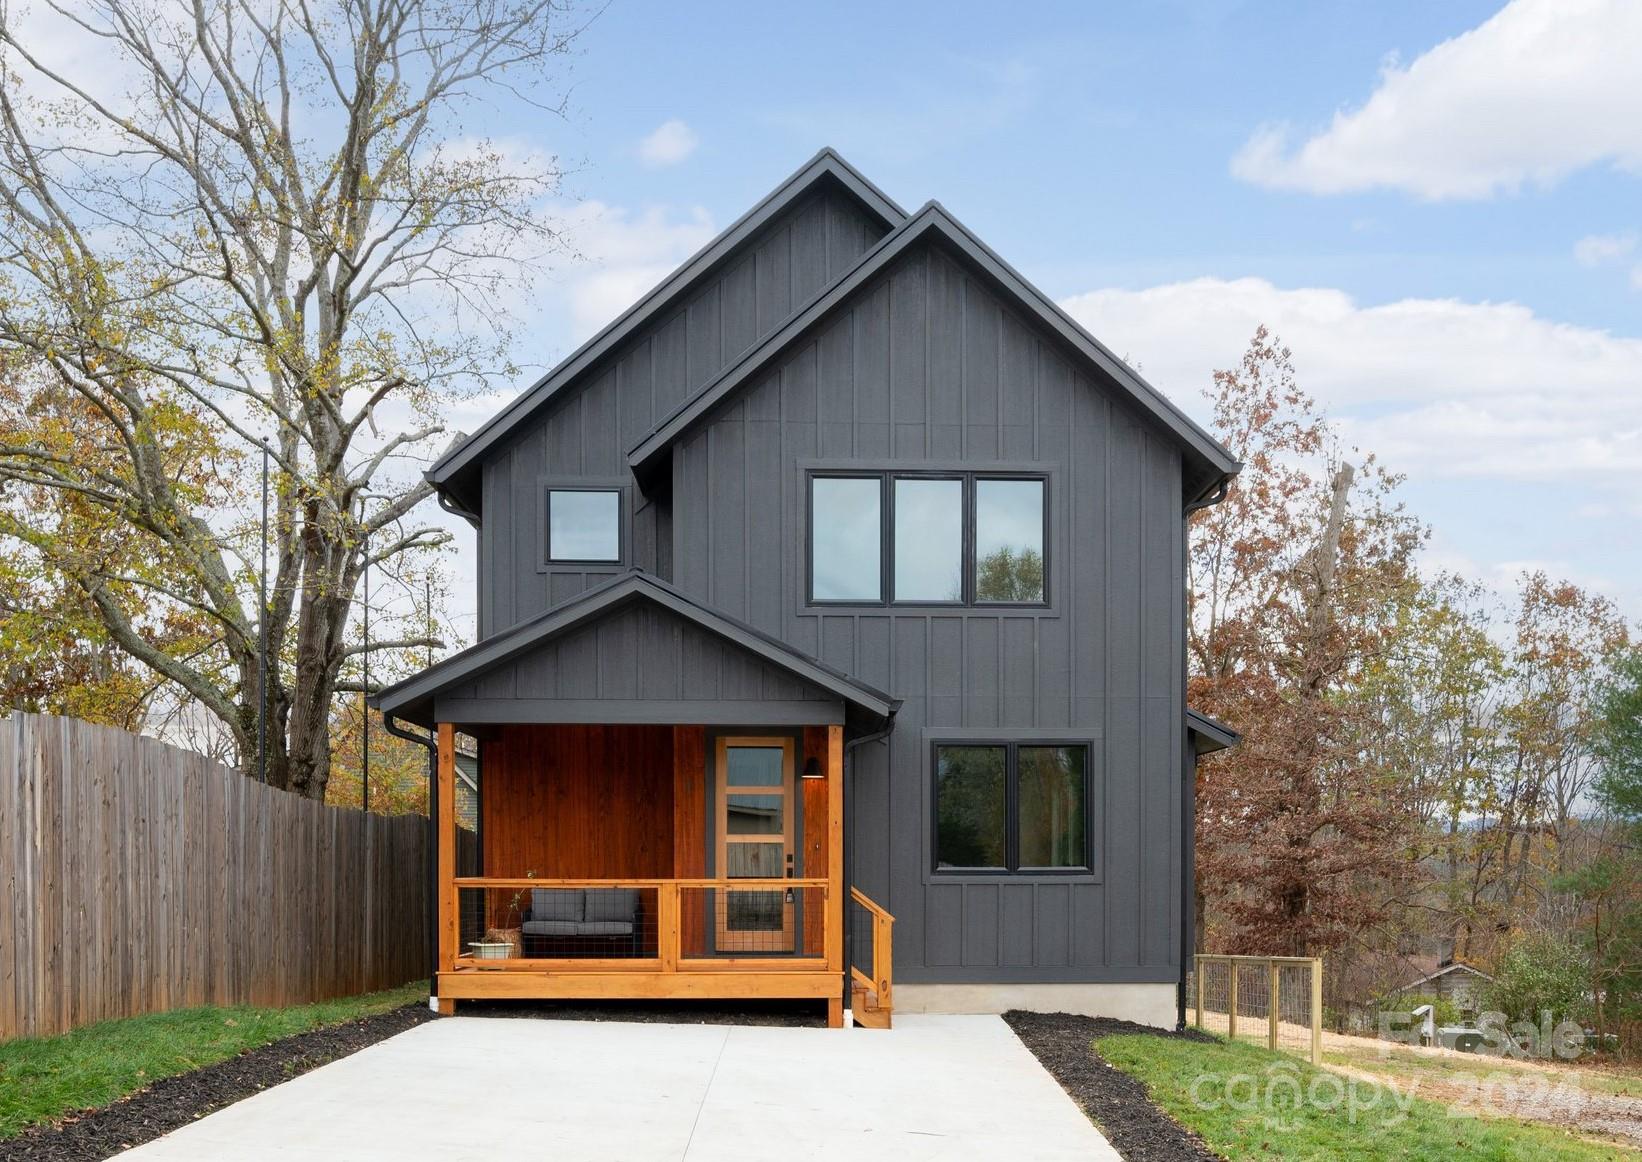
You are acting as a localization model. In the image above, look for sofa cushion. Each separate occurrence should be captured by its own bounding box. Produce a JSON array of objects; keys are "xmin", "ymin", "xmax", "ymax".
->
[
  {"xmin": 520, "ymin": 919, "xmax": 581, "ymax": 937},
  {"xmin": 574, "ymin": 921, "xmax": 635, "ymax": 937},
  {"xmin": 583, "ymin": 888, "xmax": 639, "ymax": 923},
  {"xmin": 529, "ymin": 888, "xmax": 584, "ymax": 922}
]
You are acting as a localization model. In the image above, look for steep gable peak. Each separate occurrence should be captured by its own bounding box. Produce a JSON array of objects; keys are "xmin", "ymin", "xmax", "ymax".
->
[{"xmin": 426, "ymin": 148, "xmax": 905, "ymax": 510}]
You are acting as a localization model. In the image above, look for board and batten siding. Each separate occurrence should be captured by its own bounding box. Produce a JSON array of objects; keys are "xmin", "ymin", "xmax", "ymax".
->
[
  {"xmin": 667, "ymin": 242, "xmax": 1187, "ymax": 984},
  {"xmin": 477, "ymin": 187, "xmax": 890, "ymax": 637},
  {"xmin": 433, "ymin": 599, "xmax": 844, "ymax": 727}
]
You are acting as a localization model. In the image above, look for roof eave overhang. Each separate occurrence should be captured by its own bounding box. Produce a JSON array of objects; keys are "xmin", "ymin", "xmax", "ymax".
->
[
  {"xmin": 370, "ymin": 571, "xmax": 901, "ymax": 729},
  {"xmin": 1187, "ymin": 708, "xmax": 1241, "ymax": 755},
  {"xmin": 424, "ymin": 150, "xmax": 909, "ymax": 505}
]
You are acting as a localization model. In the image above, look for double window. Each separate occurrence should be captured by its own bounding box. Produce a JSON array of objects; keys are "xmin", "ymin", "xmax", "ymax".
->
[
  {"xmin": 809, "ymin": 472, "xmax": 1047, "ymax": 605},
  {"xmin": 933, "ymin": 742, "xmax": 1090, "ymax": 873}
]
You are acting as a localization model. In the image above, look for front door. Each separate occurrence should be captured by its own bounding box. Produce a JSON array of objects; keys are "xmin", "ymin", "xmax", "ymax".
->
[{"xmin": 713, "ymin": 736, "xmax": 796, "ymax": 953}]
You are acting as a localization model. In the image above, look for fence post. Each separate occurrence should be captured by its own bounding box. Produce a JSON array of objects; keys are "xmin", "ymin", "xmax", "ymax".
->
[
  {"xmin": 1268, "ymin": 961, "xmax": 1280, "ymax": 1051},
  {"xmin": 1228, "ymin": 960, "xmax": 1238, "ymax": 1040},
  {"xmin": 658, "ymin": 883, "xmax": 679, "ymax": 973},
  {"xmin": 1311, "ymin": 957, "xmax": 1324, "ymax": 1066},
  {"xmin": 1194, "ymin": 955, "xmax": 1204, "ymax": 1030}
]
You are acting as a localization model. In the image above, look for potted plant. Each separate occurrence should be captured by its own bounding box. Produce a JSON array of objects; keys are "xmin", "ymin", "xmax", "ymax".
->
[{"xmin": 468, "ymin": 870, "xmax": 534, "ymax": 963}]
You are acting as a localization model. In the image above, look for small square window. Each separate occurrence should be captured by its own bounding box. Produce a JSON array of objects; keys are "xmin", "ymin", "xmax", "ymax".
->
[{"xmin": 546, "ymin": 489, "xmax": 621, "ymax": 563}]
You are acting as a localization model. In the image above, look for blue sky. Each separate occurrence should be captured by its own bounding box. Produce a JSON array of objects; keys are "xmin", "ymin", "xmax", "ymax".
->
[{"xmin": 432, "ymin": 0, "xmax": 1642, "ymax": 632}]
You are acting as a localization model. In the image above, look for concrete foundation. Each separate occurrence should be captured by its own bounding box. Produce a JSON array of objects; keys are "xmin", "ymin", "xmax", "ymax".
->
[{"xmin": 892, "ymin": 982, "xmax": 1177, "ymax": 1028}]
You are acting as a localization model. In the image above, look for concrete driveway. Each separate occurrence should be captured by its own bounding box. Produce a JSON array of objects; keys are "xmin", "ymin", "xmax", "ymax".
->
[{"xmin": 119, "ymin": 1013, "xmax": 1120, "ymax": 1161}]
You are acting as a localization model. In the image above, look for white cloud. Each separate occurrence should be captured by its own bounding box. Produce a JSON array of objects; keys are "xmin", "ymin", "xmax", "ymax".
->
[
  {"xmin": 1061, "ymin": 277, "xmax": 1642, "ymax": 486},
  {"xmin": 555, "ymin": 201, "xmax": 716, "ymax": 336},
  {"xmin": 1231, "ymin": 0, "xmax": 1642, "ymax": 199},
  {"xmin": 636, "ymin": 120, "xmax": 700, "ymax": 167},
  {"xmin": 1574, "ymin": 231, "xmax": 1637, "ymax": 267}
]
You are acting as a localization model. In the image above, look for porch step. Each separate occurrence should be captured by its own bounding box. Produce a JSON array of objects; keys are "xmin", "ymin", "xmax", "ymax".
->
[{"xmin": 851, "ymin": 981, "xmax": 891, "ymax": 1029}]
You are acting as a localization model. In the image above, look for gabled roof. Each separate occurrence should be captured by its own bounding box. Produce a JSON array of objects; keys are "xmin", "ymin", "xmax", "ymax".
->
[
  {"xmin": 1187, "ymin": 708, "xmax": 1241, "ymax": 754},
  {"xmin": 627, "ymin": 200, "xmax": 1241, "ymax": 496},
  {"xmin": 1395, "ymin": 962, "xmax": 1494, "ymax": 992},
  {"xmin": 371, "ymin": 570, "xmax": 901, "ymax": 727},
  {"xmin": 425, "ymin": 149, "xmax": 907, "ymax": 508}
]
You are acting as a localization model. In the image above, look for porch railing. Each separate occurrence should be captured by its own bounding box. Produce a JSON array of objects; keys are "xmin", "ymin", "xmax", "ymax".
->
[
  {"xmin": 847, "ymin": 886, "xmax": 893, "ymax": 1027},
  {"xmin": 450, "ymin": 877, "xmax": 834, "ymax": 972}
]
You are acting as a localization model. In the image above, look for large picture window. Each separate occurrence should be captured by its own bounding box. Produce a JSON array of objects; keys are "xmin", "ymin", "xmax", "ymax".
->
[
  {"xmin": 934, "ymin": 741, "xmax": 1089, "ymax": 873},
  {"xmin": 808, "ymin": 471, "xmax": 1047, "ymax": 606}
]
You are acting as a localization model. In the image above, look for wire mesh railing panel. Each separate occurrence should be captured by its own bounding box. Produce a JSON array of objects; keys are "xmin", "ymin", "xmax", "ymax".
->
[
  {"xmin": 677, "ymin": 885, "xmax": 825, "ymax": 959},
  {"xmin": 458, "ymin": 885, "xmax": 660, "ymax": 962},
  {"xmin": 1192, "ymin": 955, "xmax": 1321, "ymax": 1064},
  {"xmin": 848, "ymin": 893, "xmax": 875, "ymax": 980}
]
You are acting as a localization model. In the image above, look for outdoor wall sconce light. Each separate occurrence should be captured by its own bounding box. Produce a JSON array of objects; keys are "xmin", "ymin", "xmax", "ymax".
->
[{"xmin": 801, "ymin": 757, "xmax": 823, "ymax": 779}]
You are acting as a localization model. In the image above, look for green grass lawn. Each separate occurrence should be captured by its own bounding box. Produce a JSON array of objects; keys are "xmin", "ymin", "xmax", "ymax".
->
[
  {"xmin": 0, "ymin": 982, "xmax": 426, "ymax": 1139},
  {"xmin": 1322, "ymin": 1044, "xmax": 1642, "ymax": 1100},
  {"xmin": 1096, "ymin": 1031, "xmax": 1637, "ymax": 1161}
]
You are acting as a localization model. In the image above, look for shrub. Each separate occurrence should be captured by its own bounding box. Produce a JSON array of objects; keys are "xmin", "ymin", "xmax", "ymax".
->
[
  {"xmin": 1486, "ymin": 934, "xmax": 1591, "ymax": 1028},
  {"xmin": 1399, "ymin": 992, "xmax": 1462, "ymax": 1028}
]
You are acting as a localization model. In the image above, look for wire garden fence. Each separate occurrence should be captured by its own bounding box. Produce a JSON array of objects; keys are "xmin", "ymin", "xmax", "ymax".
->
[{"xmin": 1190, "ymin": 954, "xmax": 1323, "ymax": 1065}]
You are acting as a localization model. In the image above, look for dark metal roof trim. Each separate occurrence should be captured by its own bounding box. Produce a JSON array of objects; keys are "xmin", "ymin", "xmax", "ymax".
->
[
  {"xmin": 1187, "ymin": 708, "xmax": 1241, "ymax": 754},
  {"xmin": 371, "ymin": 569, "xmax": 901, "ymax": 722},
  {"xmin": 425, "ymin": 149, "xmax": 908, "ymax": 497},
  {"xmin": 627, "ymin": 201, "xmax": 1241, "ymax": 482}
]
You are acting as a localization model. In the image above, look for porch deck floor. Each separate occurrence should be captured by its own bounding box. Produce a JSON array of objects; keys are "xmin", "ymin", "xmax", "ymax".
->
[{"xmin": 117, "ymin": 1012, "xmax": 1120, "ymax": 1161}]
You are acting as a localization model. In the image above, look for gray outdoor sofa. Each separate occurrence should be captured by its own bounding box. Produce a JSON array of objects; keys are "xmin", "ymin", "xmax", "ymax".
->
[{"xmin": 519, "ymin": 887, "xmax": 646, "ymax": 958}]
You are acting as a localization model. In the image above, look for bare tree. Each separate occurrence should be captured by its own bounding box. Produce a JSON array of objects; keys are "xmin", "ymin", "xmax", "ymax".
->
[{"xmin": 0, "ymin": 0, "xmax": 586, "ymax": 796}]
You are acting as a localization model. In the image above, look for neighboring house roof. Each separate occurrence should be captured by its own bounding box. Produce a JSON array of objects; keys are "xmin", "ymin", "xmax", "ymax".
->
[
  {"xmin": 371, "ymin": 570, "xmax": 901, "ymax": 728},
  {"xmin": 1393, "ymin": 962, "xmax": 1494, "ymax": 993},
  {"xmin": 628, "ymin": 200, "xmax": 1241, "ymax": 498},
  {"xmin": 1187, "ymin": 708, "xmax": 1241, "ymax": 754},
  {"xmin": 424, "ymin": 149, "xmax": 906, "ymax": 511}
]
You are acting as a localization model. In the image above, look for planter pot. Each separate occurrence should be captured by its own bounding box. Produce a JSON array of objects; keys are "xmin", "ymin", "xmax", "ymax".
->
[{"xmin": 469, "ymin": 941, "xmax": 512, "ymax": 961}]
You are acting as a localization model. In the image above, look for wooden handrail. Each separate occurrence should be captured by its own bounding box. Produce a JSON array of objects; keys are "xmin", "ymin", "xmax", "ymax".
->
[
  {"xmin": 848, "ymin": 885, "xmax": 894, "ymax": 1024},
  {"xmin": 455, "ymin": 876, "xmax": 830, "ymax": 889},
  {"xmin": 455, "ymin": 879, "xmax": 835, "ymax": 971}
]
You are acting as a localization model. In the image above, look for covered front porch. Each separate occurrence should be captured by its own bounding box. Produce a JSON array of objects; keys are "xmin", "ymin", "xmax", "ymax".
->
[
  {"xmin": 375, "ymin": 575, "xmax": 899, "ymax": 1028},
  {"xmin": 433, "ymin": 722, "xmax": 861, "ymax": 1024}
]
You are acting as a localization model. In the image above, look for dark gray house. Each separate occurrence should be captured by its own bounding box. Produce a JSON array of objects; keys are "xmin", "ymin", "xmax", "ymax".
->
[{"xmin": 374, "ymin": 149, "xmax": 1239, "ymax": 1028}]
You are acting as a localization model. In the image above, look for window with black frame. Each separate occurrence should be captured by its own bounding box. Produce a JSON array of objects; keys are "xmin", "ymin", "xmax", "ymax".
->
[
  {"xmin": 933, "ymin": 742, "xmax": 1089, "ymax": 873},
  {"xmin": 545, "ymin": 487, "xmax": 622, "ymax": 564},
  {"xmin": 808, "ymin": 472, "xmax": 1046, "ymax": 606}
]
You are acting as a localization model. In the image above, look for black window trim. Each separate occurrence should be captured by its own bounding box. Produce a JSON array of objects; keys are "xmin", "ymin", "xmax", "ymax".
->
[
  {"xmin": 540, "ymin": 480, "xmax": 628, "ymax": 568},
  {"xmin": 930, "ymin": 738, "xmax": 1093, "ymax": 876},
  {"xmin": 806, "ymin": 469, "xmax": 1050, "ymax": 609}
]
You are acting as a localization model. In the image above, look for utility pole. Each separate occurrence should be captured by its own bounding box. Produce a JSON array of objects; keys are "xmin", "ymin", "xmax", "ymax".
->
[
  {"xmin": 258, "ymin": 440, "xmax": 269, "ymax": 785},
  {"xmin": 361, "ymin": 539, "xmax": 370, "ymax": 813}
]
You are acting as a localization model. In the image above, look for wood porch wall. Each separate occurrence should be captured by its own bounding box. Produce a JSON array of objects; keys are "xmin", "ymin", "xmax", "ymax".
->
[{"xmin": 475, "ymin": 724, "xmax": 833, "ymax": 957}]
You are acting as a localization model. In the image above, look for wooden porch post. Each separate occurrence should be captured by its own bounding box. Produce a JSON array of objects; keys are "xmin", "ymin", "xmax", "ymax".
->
[
  {"xmin": 435, "ymin": 722, "xmax": 457, "ymax": 1014},
  {"xmin": 826, "ymin": 723, "xmax": 844, "ymax": 1028}
]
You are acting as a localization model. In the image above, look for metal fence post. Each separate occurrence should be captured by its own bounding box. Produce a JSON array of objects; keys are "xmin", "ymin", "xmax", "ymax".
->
[
  {"xmin": 1228, "ymin": 961, "xmax": 1238, "ymax": 1041},
  {"xmin": 1194, "ymin": 955, "xmax": 1204, "ymax": 1029}
]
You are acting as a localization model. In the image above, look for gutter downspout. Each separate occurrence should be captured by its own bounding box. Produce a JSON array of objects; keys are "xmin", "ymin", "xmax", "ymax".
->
[
  {"xmin": 1178, "ymin": 474, "xmax": 1233, "ymax": 1032},
  {"xmin": 382, "ymin": 712, "xmax": 439, "ymax": 1003},
  {"xmin": 842, "ymin": 717, "xmax": 896, "ymax": 1012}
]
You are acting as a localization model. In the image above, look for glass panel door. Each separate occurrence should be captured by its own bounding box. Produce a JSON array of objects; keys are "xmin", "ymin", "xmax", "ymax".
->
[{"xmin": 714, "ymin": 737, "xmax": 796, "ymax": 953}]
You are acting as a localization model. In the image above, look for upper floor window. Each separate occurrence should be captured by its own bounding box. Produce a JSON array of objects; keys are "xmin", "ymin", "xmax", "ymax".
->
[
  {"xmin": 808, "ymin": 471, "xmax": 1046, "ymax": 606},
  {"xmin": 546, "ymin": 488, "xmax": 621, "ymax": 563}
]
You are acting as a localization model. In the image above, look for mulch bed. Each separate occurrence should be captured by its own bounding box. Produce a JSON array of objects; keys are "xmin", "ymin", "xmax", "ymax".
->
[
  {"xmin": 0, "ymin": 1004, "xmax": 433, "ymax": 1161},
  {"xmin": 1004, "ymin": 1010, "xmax": 1222, "ymax": 1162},
  {"xmin": 454, "ymin": 998, "xmax": 827, "ymax": 1026}
]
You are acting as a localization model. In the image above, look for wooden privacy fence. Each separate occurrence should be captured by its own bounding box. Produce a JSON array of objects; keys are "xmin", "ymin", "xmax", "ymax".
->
[
  {"xmin": 1191, "ymin": 954, "xmax": 1323, "ymax": 1065},
  {"xmin": 0, "ymin": 714, "xmax": 431, "ymax": 1040}
]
